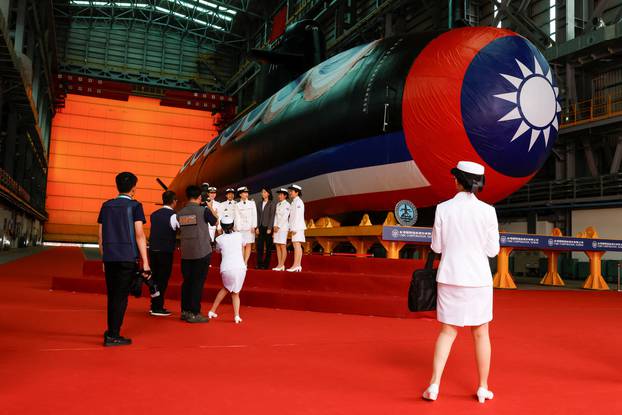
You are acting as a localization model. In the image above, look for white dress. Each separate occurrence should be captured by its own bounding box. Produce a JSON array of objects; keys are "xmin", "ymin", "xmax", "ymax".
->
[
  {"xmin": 273, "ymin": 200, "xmax": 290, "ymax": 244},
  {"xmin": 431, "ymin": 192, "xmax": 500, "ymax": 327},
  {"xmin": 288, "ymin": 196, "xmax": 306, "ymax": 243},
  {"xmin": 234, "ymin": 199, "xmax": 257, "ymax": 244},
  {"xmin": 215, "ymin": 232, "xmax": 247, "ymax": 293}
]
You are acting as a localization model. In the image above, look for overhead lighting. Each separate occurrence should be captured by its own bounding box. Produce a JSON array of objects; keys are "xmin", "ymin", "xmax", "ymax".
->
[
  {"xmin": 69, "ymin": 1, "xmax": 226, "ymax": 31},
  {"xmin": 166, "ymin": 0, "xmax": 233, "ymax": 22},
  {"xmin": 198, "ymin": 0, "xmax": 236, "ymax": 15}
]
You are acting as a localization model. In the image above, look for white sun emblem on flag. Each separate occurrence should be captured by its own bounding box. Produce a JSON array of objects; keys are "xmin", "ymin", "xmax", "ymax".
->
[{"xmin": 494, "ymin": 57, "xmax": 561, "ymax": 151}]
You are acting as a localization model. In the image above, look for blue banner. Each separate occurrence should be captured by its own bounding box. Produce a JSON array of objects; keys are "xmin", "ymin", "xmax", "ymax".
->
[{"xmin": 382, "ymin": 226, "xmax": 622, "ymax": 252}]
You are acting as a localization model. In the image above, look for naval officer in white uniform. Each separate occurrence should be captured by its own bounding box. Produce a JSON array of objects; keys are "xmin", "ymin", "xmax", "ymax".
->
[
  {"xmin": 217, "ymin": 188, "xmax": 237, "ymax": 232},
  {"xmin": 287, "ymin": 184, "xmax": 306, "ymax": 272},
  {"xmin": 234, "ymin": 186, "xmax": 257, "ymax": 265},
  {"xmin": 207, "ymin": 186, "xmax": 221, "ymax": 242},
  {"xmin": 272, "ymin": 188, "xmax": 291, "ymax": 271},
  {"xmin": 422, "ymin": 161, "xmax": 500, "ymax": 404}
]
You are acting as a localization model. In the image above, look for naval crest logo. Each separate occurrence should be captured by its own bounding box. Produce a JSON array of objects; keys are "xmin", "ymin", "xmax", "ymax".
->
[{"xmin": 394, "ymin": 200, "xmax": 418, "ymax": 226}]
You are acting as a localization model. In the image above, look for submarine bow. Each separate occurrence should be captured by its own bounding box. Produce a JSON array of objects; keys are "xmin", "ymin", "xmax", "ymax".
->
[{"xmin": 170, "ymin": 27, "xmax": 561, "ymax": 217}]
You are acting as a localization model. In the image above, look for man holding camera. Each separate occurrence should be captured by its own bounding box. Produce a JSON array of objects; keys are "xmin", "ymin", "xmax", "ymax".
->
[
  {"xmin": 177, "ymin": 185, "xmax": 218, "ymax": 323},
  {"xmin": 148, "ymin": 190, "xmax": 179, "ymax": 317},
  {"xmin": 97, "ymin": 172, "xmax": 150, "ymax": 346}
]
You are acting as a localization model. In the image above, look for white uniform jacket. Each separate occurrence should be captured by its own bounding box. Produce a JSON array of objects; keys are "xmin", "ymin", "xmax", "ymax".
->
[
  {"xmin": 234, "ymin": 199, "xmax": 257, "ymax": 231},
  {"xmin": 209, "ymin": 200, "xmax": 221, "ymax": 224},
  {"xmin": 273, "ymin": 200, "xmax": 291, "ymax": 230},
  {"xmin": 288, "ymin": 196, "xmax": 306, "ymax": 232},
  {"xmin": 431, "ymin": 192, "xmax": 500, "ymax": 287},
  {"xmin": 217, "ymin": 200, "xmax": 236, "ymax": 229}
]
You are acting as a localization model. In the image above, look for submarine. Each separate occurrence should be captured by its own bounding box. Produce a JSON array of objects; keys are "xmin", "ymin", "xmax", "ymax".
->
[{"xmin": 168, "ymin": 25, "xmax": 561, "ymax": 219}]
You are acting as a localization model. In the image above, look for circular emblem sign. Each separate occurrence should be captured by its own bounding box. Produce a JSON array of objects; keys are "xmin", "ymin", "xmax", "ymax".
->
[{"xmin": 394, "ymin": 200, "xmax": 418, "ymax": 226}]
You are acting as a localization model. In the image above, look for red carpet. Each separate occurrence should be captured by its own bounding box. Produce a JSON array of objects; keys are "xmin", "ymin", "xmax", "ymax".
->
[
  {"xmin": 0, "ymin": 247, "xmax": 621, "ymax": 414},
  {"xmin": 52, "ymin": 251, "xmax": 430, "ymax": 318}
]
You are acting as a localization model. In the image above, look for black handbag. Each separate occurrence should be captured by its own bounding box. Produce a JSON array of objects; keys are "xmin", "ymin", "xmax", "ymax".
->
[{"xmin": 408, "ymin": 252, "xmax": 438, "ymax": 312}]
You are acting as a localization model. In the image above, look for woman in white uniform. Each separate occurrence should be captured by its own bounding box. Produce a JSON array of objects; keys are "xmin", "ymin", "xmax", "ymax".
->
[
  {"xmin": 287, "ymin": 184, "xmax": 306, "ymax": 272},
  {"xmin": 422, "ymin": 161, "xmax": 500, "ymax": 404},
  {"xmin": 272, "ymin": 188, "xmax": 291, "ymax": 271},
  {"xmin": 234, "ymin": 186, "xmax": 257, "ymax": 265},
  {"xmin": 207, "ymin": 186, "xmax": 221, "ymax": 242},
  {"xmin": 208, "ymin": 215, "xmax": 246, "ymax": 323}
]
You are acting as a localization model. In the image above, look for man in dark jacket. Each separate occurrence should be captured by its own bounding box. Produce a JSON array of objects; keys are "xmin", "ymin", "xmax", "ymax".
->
[
  {"xmin": 177, "ymin": 185, "xmax": 218, "ymax": 323},
  {"xmin": 148, "ymin": 190, "xmax": 178, "ymax": 317},
  {"xmin": 97, "ymin": 172, "xmax": 150, "ymax": 346},
  {"xmin": 255, "ymin": 188, "xmax": 276, "ymax": 269}
]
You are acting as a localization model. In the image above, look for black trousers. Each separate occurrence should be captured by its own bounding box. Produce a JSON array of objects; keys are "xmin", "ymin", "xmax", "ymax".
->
[
  {"xmin": 104, "ymin": 261, "xmax": 135, "ymax": 337},
  {"xmin": 256, "ymin": 226, "xmax": 273, "ymax": 268},
  {"xmin": 148, "ymin": 250, "xmax": 174, "ymax": 311},
  {"xmin": 180, "ymin": 254, "xmax": 211, "ymax": 314}
]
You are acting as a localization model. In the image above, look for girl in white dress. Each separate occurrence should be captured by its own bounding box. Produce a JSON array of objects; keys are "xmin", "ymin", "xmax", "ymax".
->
[
  {"xmin": 272, "ymin": 188, "xmax": 291, "ymax": 271},
  {"xmin": 234, "ymin": 186, "xmax": 257, "ymax": 265},
  {"xmin": 287, "ymin": 184, "xmax": 306, "ymax": 272},
  {"xmin": 422, "ymin": 161, "xmax": 500, "ymax": 404},
  {"xmin": 208, "ymin": 215, "xmax": 247, "ymax": 324}
]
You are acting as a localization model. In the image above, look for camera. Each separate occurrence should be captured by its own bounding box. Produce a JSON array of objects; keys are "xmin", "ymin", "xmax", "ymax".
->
[
  {"xmin": 130, "ymin": 269, "xmax": 160, "ymax": 298},
  {"xmin": 200, "ymin": 183, "xmax": 211, "ymax": 206}
]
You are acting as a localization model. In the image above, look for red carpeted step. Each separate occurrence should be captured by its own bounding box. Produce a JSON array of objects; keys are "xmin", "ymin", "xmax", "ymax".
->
[
  {"xmin": 82, "ymin": 254, "xmax": 424, "ymax": 279},
  {"xmin": 73, "ymin": 252, "xmax": 427, "ymax": 318},
  {"xmin": 51, "ymin": 275, "xmax": 429, "ymax": 319}
]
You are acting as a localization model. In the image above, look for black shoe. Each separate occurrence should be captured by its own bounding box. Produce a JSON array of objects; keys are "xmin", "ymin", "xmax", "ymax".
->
[
  {"xmin": 103, "ymin": 332, "xmax": 132, "ymax": 347},
  {"xmin": 150, "ymin": 308, "xmax": 172, "ymax": 317},
  {"xmin": 186, "ymin": 313, "xmax": 209, "ymax": 323},
  {"xmin": 180, "ymin": 311, "xmax": 190, "ymax": 321}
]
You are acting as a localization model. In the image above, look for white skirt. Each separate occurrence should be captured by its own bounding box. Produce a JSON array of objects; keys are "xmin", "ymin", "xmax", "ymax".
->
[
  {"xmin": 436, "ymin": 283, "xmax": 493, "ymax": 327},
  {"xmin": 239, "ymin": 229, "xmax": 255, "ymax": 244},
  {"xmin": 221, "ymin": 268, "xmax": 246, "ymax": 293},
  {"xmin": 291, "ymin": 230, "xmax": 305, "ymax": 243},
  {"xmin": 208, "ymin": 225, "xmax": 217, "ymax": 242},
  {"xmin": 273, "ymin": 228, "xmax": 289, "ymax": 245}
]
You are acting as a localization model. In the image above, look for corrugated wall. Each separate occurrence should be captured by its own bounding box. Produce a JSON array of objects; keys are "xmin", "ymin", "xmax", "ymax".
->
[{"xmin": 45, "ymin": 94, "xmax": 217, "ymax": 243}]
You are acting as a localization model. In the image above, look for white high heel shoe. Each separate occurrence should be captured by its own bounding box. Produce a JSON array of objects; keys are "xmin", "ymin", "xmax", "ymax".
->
[
  {"xmin": 476, "ymin": 387, "xmax": 494, "ymax": 403},
  {"xmin": 286, "ymin": 266, "xmax": 302, "ymax": 272},
  {"xmin": 208, "ymin": 311, "xmax": 218, "ymax": 319},
  {"xmin": 272, "ymin": 266, "xmax": 285, "ymax": 271},
  {"xmin": 422, "ymin": 384, "xmax": 439, "ymax": 401},
  {"xmin": 234, "ymin": 315, "xmax": 243, "ymax": 324}
]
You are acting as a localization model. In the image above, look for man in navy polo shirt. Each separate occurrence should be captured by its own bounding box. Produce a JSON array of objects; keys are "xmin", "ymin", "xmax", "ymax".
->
[
  {"xmin": 97, "ymin": 172, "xmax": 150, "ymax": 347},
  {"xmin": 148, "ymin": 190, "xmax": 178, "ymax": 317}
]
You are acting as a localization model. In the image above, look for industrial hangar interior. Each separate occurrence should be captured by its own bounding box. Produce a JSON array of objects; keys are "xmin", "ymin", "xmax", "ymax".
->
[{"xmin": 0, "ymin": 1, "xmax": 622, "ymax": 414}]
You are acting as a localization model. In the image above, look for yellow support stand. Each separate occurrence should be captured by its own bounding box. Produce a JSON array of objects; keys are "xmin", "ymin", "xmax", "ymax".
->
[
  {"xmin": 316, "ymin": 238, "xmax": 337, "ymax": 255},
  {"xmin": 578, "ymin": 227, "xmax": 609, "ymax": 291},
  {"xmin": 383, "ymin": 212, "xmax": 398, "ymax": 226},
  {"xmin": 540, "ymin": 228, "xmax": 565, "ymax": 286},
  {"xmin": 359, "ymin": 214, "xmax": 373, "ymax": 226},
  {"xmin": 379, "ymin": 240, "xmax": 405, "ymax": 259},
  {"xmin": 347, "ymin": 237, "xmax": 373, "ymax": 257},
  {"xmin": 583, "ymin": 251, "xmax": 609, "ymax": 290},
  {"xmin": 493, "ymin": 247, "xmax": 517, "ymax": 289}
]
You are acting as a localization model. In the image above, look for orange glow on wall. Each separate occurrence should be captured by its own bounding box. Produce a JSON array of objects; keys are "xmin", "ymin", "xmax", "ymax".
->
[{"xmin": 45, "ymin": 94, "xmax": 217, "ymax": 242}]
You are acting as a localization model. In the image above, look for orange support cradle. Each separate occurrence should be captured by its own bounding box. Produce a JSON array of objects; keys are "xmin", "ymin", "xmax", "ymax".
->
[
  {"xmin": 540, "ymin": 228, "xmax": 565, "ymax": 286},
  {"xmin": 578, "ymin": 227, "xmax": 609, "ymax": 291},
  {"xmin": 493, "ymin": 247, "xmax": 516, "ymax": 289}
]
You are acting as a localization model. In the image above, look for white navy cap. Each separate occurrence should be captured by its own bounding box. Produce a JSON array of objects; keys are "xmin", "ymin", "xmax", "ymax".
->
[
  {"xmin": 237, "ymin": 186, "xmax": 249, "ymax": 193},
  {"xmin": 455, "ymin": 161, "xmax": 485, "ymax": 175},
  {"xmin": 220, "ymin": 215, "xmax": 234, "ymax": 225},
  {"xmin": 201, "ymin": 182, "xmax": 210, "ymax": 187},
  {"xmin": 208, "ymin": 186, "xmax": 217, "ymax": 192},
  {"xmin": 288, "ymin": 184, "xmax": 302, "ymax": 191},
  {"xmin": 276, "ymin": 188, "xmax": 289, "ymax": 195},
  {"xmin": 225, "ymin": 188, "xmax": 235, "ymax": 193}
]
